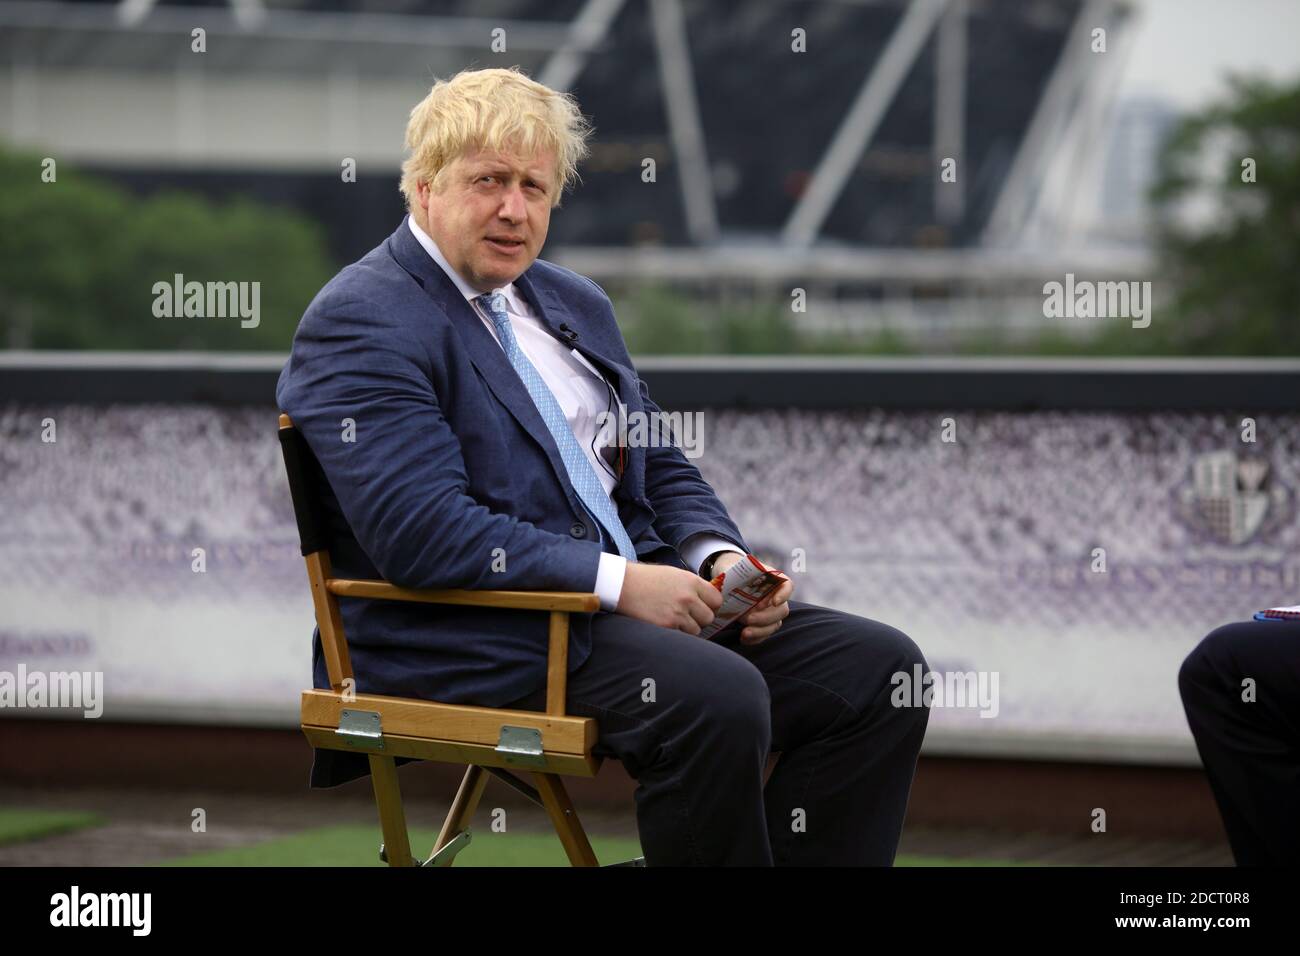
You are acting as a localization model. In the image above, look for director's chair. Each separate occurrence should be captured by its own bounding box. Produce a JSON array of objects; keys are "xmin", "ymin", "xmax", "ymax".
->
[{"xmin": 277, "ymin": 413, "xmax": 644, "ymax": 867}]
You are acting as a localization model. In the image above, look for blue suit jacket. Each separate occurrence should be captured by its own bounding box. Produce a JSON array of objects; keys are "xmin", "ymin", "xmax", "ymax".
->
[{"xmin": 276, "ymin": 216, "xmax": 748, "ymax": 786}]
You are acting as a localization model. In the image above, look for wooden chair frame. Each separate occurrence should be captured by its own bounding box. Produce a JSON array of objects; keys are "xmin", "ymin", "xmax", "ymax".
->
[{"xmin": 278, "ymin": 413, "xmax": 636, "ymax": 867}]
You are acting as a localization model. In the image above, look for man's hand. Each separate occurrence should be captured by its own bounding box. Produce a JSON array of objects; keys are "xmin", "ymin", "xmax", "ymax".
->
[
  {"xmin": 708, "ymin": 551, "xmax": 746, "ymax": 578},
  {"xmin": 616, "ymin": 562, "xmax": 724, "ymax": 636},
  {"xmin": 708, "ymin": 553, "xmax": 795, "ymax": 645}
]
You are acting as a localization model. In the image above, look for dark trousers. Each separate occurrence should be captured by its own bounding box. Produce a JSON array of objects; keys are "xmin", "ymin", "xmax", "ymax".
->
[
  {"xmin": 1178, "ymin": 619, "xmax": 1300, "ymax": 866},
  {"xmin": 502, "ymin": 599, "xmax": 930, "ymax": 866}
]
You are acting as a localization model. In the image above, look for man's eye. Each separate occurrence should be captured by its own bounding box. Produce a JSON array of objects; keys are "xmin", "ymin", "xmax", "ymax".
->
[{"xmin": 478, "ymin": 175, "xmax": 497, "ymax": 184}]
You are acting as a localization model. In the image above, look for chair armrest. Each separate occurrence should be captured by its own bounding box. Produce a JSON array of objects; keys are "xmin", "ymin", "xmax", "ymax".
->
[{"xmin": 326, "ymin": 578, "xmax": 600, "ymax": 613}]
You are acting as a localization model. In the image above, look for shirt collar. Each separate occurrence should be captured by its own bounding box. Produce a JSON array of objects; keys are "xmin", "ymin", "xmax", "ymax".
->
[{"xmin": 407, "ymin": 214, "xmax": 521, "ymax": 313}]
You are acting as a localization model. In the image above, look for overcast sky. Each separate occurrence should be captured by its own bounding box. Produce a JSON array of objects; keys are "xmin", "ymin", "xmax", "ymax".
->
[{"xmin": 1118, "ymin": 0, "xmax": 1300, "ymax": 109}]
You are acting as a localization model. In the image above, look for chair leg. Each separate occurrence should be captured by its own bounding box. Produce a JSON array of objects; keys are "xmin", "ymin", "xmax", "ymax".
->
[
  {"xmin": 429, "ymin": 764, "xmax": 489, "ymax": 866},
  {"xmin": 534, "ymin": 772, "xmax": 599, "ymax": 866},
  {"xmin": 368, "ymin": 754, "xmax": 414, "ymax": 867}
]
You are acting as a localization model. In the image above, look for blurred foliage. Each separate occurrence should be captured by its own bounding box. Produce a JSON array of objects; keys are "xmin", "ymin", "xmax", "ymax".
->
[
  {"xmin": 0, "ymin": 144, "xmax": 332, "ymax": 350},
  {"xmin": 1142, "ymin": 74, "xmax": 1300, "ymax": 355},
  {"xmin": 615, "ymin": 284, "xmax": 800, "ymax": 354}
]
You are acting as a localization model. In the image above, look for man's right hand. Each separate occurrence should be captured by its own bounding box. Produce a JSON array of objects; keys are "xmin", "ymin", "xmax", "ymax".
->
[{"xmin": 615, "ymin": 562, "xmax": 723, "ymax": 636}]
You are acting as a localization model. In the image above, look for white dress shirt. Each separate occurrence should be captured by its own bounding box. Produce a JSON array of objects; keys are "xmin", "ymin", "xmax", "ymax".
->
[{"xmin": 408, "ymin": 216, "xmax": 743, "ymax": 610}]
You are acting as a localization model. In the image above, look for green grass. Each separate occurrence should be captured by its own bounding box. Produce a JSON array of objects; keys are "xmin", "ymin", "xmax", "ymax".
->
[
  {"xmin": 0, "ymin": 808, "xmax": 103, "ymax": 846},
  {"xmin": 0, "ymin": 804, "xmax": 1037, "ymax": 866},
  {"xmin": 159, "ymin": 825, "xmax": 646, "ymax": 867},
  {"xmin": 156, "ymin": 823, "xmax": 1035, "ymax": 867}
]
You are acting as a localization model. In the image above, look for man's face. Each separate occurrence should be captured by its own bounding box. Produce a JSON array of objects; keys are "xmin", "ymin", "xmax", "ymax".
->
[{"xmin": 416, "ymin": 144, "xmax": 556, "ymax": 293}]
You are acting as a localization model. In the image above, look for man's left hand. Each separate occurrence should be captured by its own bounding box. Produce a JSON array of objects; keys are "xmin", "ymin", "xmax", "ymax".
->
[{"xmin": 709, "ymin": 553, "xmax": 794, "ymax": 645}]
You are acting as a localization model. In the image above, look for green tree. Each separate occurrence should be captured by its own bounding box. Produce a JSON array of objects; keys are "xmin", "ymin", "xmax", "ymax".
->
[
  {"xmin": 1148, "ymin": 74, "xmax": 1300, "ymax": 355},
  {"xmin": 0, "ymin": 145, "xmax": 334, "ymax": 350}
]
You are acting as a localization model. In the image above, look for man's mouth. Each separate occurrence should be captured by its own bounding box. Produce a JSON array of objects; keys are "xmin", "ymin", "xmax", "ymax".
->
[{"xmin": 485, "ymin": 237, "xmax": 525, "ymax": 254}]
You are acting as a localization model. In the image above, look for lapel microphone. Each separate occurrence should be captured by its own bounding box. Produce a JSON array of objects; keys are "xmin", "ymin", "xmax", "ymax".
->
[{"xmin": 558, "ymin": 323, "xmax": 579, "ymax": 344}]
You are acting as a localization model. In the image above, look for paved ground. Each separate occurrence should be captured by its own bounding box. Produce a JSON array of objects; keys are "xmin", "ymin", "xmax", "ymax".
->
[{"xmin": 0, "ymin": 785, "xmax": 1233, "ymax": 866}]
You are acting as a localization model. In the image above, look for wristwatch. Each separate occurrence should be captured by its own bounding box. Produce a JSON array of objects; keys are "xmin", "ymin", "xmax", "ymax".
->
[{"xmin": 699, "ymin": 550, "xmax": 733, "ymax": 580}]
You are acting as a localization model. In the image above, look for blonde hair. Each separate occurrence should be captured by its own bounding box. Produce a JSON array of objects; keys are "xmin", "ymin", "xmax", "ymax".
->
[{"xmin": 399, "ymin": 66, "xmax": 593, "ymax": 211}]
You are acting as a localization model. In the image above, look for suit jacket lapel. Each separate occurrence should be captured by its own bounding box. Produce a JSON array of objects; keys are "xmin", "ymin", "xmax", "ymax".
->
[
  {"xmin": 387, "ymin": 217, "xmax": 580, "ymax": 501},
  {"xmin": 387, "ymin": 215, "xmax": 649, "ymax": 508},
  {"xmin": 514, "ymin": 271, "xmax": 648, "ymax": 505}
]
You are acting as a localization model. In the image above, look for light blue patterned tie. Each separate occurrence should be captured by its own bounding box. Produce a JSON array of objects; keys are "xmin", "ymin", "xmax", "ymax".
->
[{"xmin": 477, "ymin": 292, "xmax": 638, "ymax": 562}]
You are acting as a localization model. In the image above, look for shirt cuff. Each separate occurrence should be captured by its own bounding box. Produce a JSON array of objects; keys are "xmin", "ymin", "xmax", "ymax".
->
[
  {"xmin": 679, "ymin": 533, "xmax": 747, "ymax": 577},
  {"xmin": 595, "ymin": 553, "xmax": 628, "ymax": 612}
]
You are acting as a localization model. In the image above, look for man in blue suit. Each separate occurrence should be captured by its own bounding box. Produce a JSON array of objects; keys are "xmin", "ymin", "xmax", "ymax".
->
[{"xmin": 277, "ymin": 66, "xmax": 929, "ymax": 865}]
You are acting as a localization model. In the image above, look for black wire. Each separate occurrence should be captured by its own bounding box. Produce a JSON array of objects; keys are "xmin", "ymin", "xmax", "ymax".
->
[{"xmin": 591, "ymin": 364, "xmax": 620, "ymax": 482}]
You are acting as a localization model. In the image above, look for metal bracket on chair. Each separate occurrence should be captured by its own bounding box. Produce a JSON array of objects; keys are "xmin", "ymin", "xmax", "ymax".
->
[
  {"xmin": 421, "ymin": 829, "xmax": 473, "ymax": 867},
  {"xmin": 484, "ymin": 766, "xmax": 545, "ymax": 808},
  {"xmin": 337, "ymin": 709, "xmax": 383, "ymax": 749},
  {"xmin": 495, "ymin": 725, "xmax": 545, "ymax": 768}
]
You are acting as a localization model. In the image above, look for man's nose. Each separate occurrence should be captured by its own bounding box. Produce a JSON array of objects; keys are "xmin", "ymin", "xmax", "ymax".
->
[{"xmin": 498, "ymin": 184, "xmax": 526, "ymax": 222}]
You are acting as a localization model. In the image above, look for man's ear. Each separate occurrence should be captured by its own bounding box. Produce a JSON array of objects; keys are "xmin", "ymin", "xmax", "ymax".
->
[{"xmin": 413, "ymin": 180, "xmax": 437, "ymax": 230}]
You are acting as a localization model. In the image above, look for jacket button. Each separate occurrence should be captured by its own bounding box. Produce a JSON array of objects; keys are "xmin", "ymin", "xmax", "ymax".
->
[{"xmin": 569, "ymin": 522, "xmax": 586, "ymax": 538}]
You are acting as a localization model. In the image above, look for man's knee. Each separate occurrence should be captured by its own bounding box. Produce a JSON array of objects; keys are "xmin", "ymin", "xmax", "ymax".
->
[
  {"xmin": 707, "ymin": 655, "xmax": 772, "ymax": 738},
  {"xmin": 884, "ymin": 624, "xmax": 928, "ymax": 677},
  {"xmin": 884, "ymin": 626, "xmax": 930, "ymax": 729},
  {"xmin": 834, "ymin": 614, "xmax": 929, "ymax": 719},
  {"xmin": 1178, "ymin": 623, "xmax": 1240, "ymax": 703}
]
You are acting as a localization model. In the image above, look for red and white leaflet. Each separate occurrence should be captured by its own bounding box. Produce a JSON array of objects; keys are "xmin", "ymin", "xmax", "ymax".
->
[{"xmin": 698, "ymin": 554, "xmax": 788, "ymax": 640}]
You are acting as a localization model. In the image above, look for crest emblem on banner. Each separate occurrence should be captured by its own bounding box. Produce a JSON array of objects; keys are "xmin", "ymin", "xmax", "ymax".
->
[{"xmin": 1180, "ymin": 450, "xmax": 1271, "ymax": 545}]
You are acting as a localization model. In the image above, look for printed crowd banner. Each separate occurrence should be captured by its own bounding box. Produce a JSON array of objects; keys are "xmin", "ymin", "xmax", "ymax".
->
[{"xmin": 3, "ymin": 404, "xmax": 1295, "ymax": 763}]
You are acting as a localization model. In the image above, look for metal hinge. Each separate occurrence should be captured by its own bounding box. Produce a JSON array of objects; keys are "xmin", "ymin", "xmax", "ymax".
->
[
  {"xmin": 337, "ymin": 708, "xmax": 383, "ymax": 749},
  {"xmin": 422, "ymin": 829, "xmax": 473, "ymax": 867},
  {"xmin": 495, "ymin": 725, "xmax": 545, "ymax": 768}
]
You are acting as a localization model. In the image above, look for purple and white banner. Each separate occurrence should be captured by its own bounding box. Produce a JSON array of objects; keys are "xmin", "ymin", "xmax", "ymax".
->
[{"xmin": 3, "ymin": 403, "xmax": 1296, "ymax": 763}]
